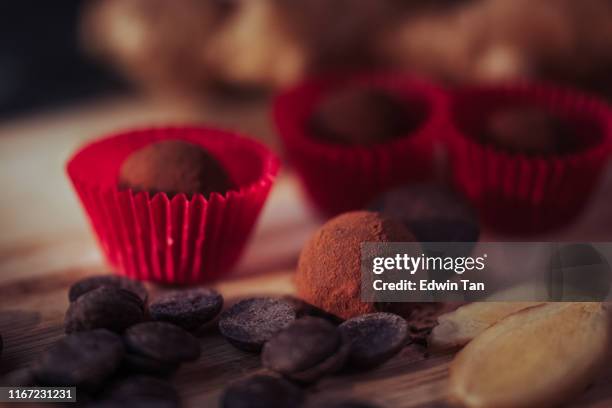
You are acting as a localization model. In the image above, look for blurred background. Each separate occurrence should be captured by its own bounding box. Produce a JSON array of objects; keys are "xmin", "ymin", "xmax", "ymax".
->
[
  {"xmin": 3, "ymin": 0, "xmax": 612, "ymax": 283},
  {"xmin": 4, "ymin": 0, "xmax": 612, "ymax": 120}
]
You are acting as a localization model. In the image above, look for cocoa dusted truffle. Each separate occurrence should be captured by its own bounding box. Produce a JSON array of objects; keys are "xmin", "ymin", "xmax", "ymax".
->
[
  {"xmin": 119, "ymin": 140, "xmax": 234, "ymax": 197},
  {"xmin": 309, "ymin": 88, "xmax": 417, "ymax": 146},
  {"xmin": 480, "ymin": 106, "xmax": 576, "ymax": 155},
  {"xmin": 295, "ymin": 211, "xmax": 416, "ymax": 320}
]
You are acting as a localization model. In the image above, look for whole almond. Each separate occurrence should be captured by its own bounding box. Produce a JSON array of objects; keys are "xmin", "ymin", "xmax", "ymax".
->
[
  {"xmin": 449, "ymin": 302, "xmax": 610, "ymax": 408},
  {"xmin": 429, "ymin": 302, "xmax": 545, "ymax": 350}
]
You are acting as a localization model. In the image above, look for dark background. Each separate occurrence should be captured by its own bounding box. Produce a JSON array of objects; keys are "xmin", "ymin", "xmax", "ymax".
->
[{"xmin": 0, "ymin": 1, "xmax": 123, "ymax": 119}]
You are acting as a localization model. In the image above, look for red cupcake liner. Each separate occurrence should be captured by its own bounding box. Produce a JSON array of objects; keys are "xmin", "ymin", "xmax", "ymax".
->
[
  {"xmin": 67, "ymin": 126, "xmax": 280, "ymax": 284},
  {"xmin": 273, "ymin": 72, "xmax": 447, "ymax": 216},
  {"xmin": 445, "ymin": 82, "xmax": 612, "ymax": 234}
]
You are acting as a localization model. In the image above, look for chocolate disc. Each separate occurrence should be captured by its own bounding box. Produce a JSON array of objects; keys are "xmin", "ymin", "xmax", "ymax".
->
[
  {"xmin": 339, "ymin": 313, "xmax": 408, "ymax": 368},
  {"xmin": 219, "ymin": 297, "xmax": 296, "ymax": 352},
  {"xmin": 262, "ymin": 317, "xmax": 350, "ymax": 383},
  {"xmin": 33, "ymin": 329, "xmax": 124, "ymax": 392},
  {"xmin": 124, "ymin": 322, "xmax": 201, "ymax": 364},
  {"xmin": 282, "ymin": 296, "xmax": 343, "ymax": 324},
  {"xmin": 149, "ymin": 288, "xmax": 223, "ymax": 331},
  {"xmin": 65, "ymin": 286, "xmax": 145, "ymax": 333},
  {"xmin": 262, "ymin": 317, "xmax": 341, "ymax": 373},
  {"xmin": 68, "ymin": 274, "xmax": 148, "ymax": 303}
]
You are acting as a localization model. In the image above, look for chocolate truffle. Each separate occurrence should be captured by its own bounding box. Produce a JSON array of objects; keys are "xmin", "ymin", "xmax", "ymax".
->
[
  {"xmin": 480, "ymin": 106, "xmax": 576, "ymax": 155},
  {"xmin": 309, "ymin": 88, "xmax": 418, "ymax": 146},
  {"xmin": 119, "ymin": 140, "xmax": 234, "ymax": 197},
  {"xmin": 295, "ymin": 211, "xmax": 416, "ymax": 320}
]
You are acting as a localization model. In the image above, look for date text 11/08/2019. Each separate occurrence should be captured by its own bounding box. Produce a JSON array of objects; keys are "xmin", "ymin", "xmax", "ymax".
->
[{"xmin": 372, "ymin": 279, "xmax": 485, "ymax": 292}]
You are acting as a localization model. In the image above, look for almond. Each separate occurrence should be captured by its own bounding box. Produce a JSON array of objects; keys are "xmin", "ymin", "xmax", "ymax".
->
[
  {"xmin": 429, "ymin": 302, "xmax": 545, "ymax": 350},
  {"xmin": 448, "ymin": 303, "xmax": 610, "ymax": 408}
]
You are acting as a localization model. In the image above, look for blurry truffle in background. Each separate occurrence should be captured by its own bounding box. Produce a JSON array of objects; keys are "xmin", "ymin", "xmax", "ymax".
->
[
  {"xmin": 118, "ymin": 140, "xmax": 234, "ymax": 198},
  {"xmin": 479, "ymin": 106, "xmax": 577, "ymax": 155},
  {"xmin": 309, "ymin": 88, "xmax": 417, "ymax": 146},
  {"xmin": 368, "ymin": 184, "xmax": 480, "ymax": 255}
]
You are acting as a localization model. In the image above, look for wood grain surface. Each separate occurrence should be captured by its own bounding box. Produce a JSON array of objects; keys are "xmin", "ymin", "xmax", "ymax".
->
[
  {"xmin": 2, "ymin": 95, "xmax": 612, "ymax": 407},
  {"xmin": 0, "ymin": 265, "xmax": 453, "ymax": 408}
]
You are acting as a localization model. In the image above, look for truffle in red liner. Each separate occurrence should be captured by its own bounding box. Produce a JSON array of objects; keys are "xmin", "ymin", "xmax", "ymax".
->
[
  {"xmin": 445, "ymin": 83, "xmax": 612, "ymax": 234},
  {"xmin": 274, "ymin": 73, "xmax": 446, "ymax": 216},
  {"xmin": 66, "ymin": 126, "xmax": 279, "ymax": 284},
  {"xmin": 309, "ymin": 88, "xmax": 420, "ymax": 146}
]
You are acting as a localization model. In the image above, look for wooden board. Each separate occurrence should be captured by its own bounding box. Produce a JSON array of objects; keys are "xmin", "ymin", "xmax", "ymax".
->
[{"xmin": 2, "ymin": 95, "xmax": 612, "ymax": 407}]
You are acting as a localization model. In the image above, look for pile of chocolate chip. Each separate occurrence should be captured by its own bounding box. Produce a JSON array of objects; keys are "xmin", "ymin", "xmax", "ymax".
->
[
  {"xmin": 217, "ymin": 297, "xmax": 423, "ymax": 408},
  {"xmin": 1, "ymin": 275, "xmax": 223, "ymax": 407},
  {"xmin": 0, "ymin": 275, "xmax": 443, "ymax": 408}
]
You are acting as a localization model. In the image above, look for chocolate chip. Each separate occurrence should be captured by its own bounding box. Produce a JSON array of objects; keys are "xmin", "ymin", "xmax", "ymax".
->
[
  {"xmin": 65, "ymin": 286, "xmax": 145, "ymax": 333},
  {"xmin": 262, "ymin": 317, "xmax": 350, "ymax": 383},
  {"xmin": 221, "ymin": 374, "xmax": 305, "ymax": 408},
  {"xmin": 0, "ymin": 368, "xmax": 37, "ymax": 387},
  {"xmin": 69, "ymin": 275, "xmax": 148, "ymax": 303},
  {"xmin": 98, "ymin": 375, "xmax": 180, "ymax": 408},
  {"xmin": 339, "ymin": 313, "xmax": 408, "ymax": 368},
  {"xmin": 219, "ymin": 298, "xmax": 296, "ymax": 352},
  {"xmin": 124, "ymin": 322, "xmax": 201, "ymax": 364},
  {"xmin": 263, "ymin": 317, "xmax": 340, "ymax": 372},
  {"xmin": 32, "ymin": 329, "xmax": 124, "ymax": 392},
  {"xmin": 282, "ymin": 296, "xmax": 343, "ymax": 324},
  {"xmin": 150, "ymin": 288, "xmax": 223, "ymax": 331},
  {"xmin": 122, "ymin": 353, "xmax": 180, "ymax": 377}
]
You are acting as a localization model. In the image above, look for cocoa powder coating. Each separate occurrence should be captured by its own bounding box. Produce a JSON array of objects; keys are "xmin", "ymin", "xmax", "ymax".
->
[
  {"xmin": 295, "ymin": 211, "xmax": 416, "ymax": 320},
  {"xmin": 119, "ymin": 139, "xmax": 234, "ymax": 198}
]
